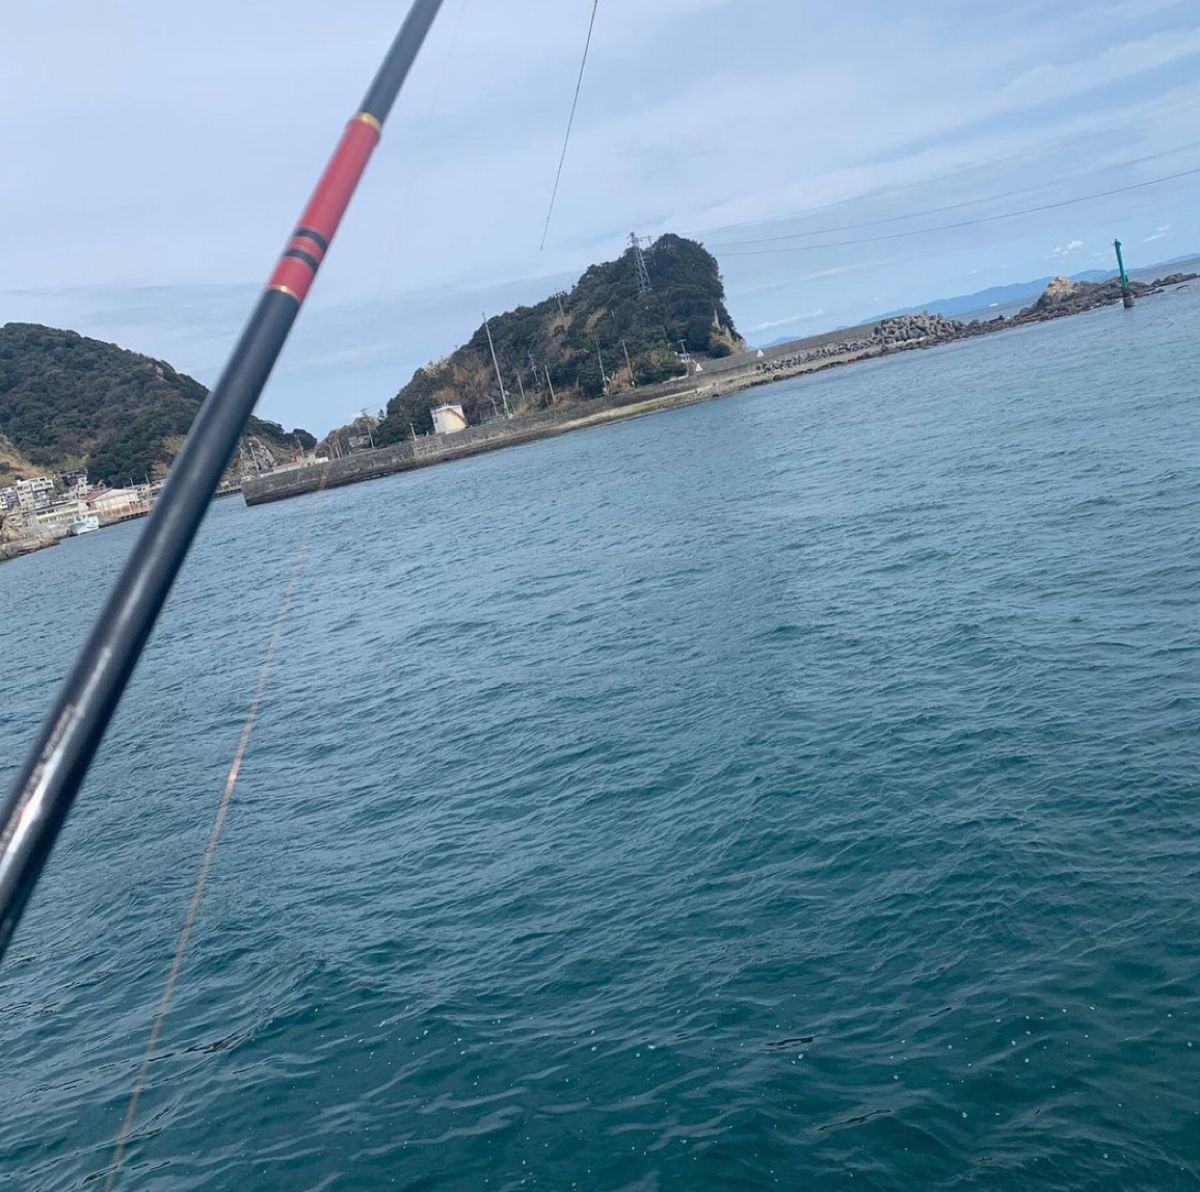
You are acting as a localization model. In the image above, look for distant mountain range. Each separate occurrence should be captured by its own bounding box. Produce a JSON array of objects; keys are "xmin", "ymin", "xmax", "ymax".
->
[
  {"xmin": 875, "ymin": 253, "xmax": 1200, "ymax": 321},
  {"xmin": 755, "ymin": 253, "xmax": 1200, "ymax": 347}
]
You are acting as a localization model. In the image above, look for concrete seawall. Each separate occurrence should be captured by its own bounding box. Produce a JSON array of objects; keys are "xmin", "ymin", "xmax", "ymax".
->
[
  {"xmin": 244, "ymin": 416, "xmax": 571, "ymax": 505},
  {"xmin": 242, "ymin": 376, "xmax": 716, "ymax": 506},
  {"xmin": 243, "ymin": 276, "xmax": 1197, "ymax": 507},
  {"xmin": 242, "ymin": 324, "xmax": 906, "ymax": 506}
]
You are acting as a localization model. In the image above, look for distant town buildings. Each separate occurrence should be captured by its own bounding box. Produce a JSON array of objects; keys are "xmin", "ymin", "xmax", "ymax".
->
[
  {"xmin": 33, "ymin": 502, "xmax": 86, "ymax": 535},
  {"xmin": 15, "ymin": 475, "xmax": 55, "ymax": 511},
  {"xmin": 0, "ymin": 469, "xmax": 158, "ymax": 541},
  {"xmin": 83, "ymin": 486, "xmax": 146, "ymax": 521},
  {"xmin": 56, "ymin": 468, "xmax": 90, "ymax": 499}
]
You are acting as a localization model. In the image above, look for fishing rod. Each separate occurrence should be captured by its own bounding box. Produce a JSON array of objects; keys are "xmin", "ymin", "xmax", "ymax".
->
[{"xmin": 0, "ymin": 0, "xmax": 445, "ymax": 962}]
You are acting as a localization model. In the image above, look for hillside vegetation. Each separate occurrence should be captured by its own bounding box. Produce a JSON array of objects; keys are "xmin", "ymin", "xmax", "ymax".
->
[
  {"xmin": 374, "ymin": 235, "xmax": 743, "ymax": 444},
  {"xmin": 0, "ymin": 433, "xmax": 38, "ymax": 486},
  {"xmin": 0, "ymin": 323, "xmax": 312, "ymax": 485}
]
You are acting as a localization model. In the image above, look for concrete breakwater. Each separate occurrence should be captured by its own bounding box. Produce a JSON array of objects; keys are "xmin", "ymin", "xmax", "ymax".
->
[
  {"xmin": 245, "ymin": 416, "xmax": 573, "ymax": 505},
  {"xmin": 241, "ymin": 378, "xmax": 710, "ymax": 506},
  {"xmin": 243, "ymin": 273, "xmax": 1196, "ymax": 508},
  {"xmin": 241, "ymin": 323, "xmax": 920, "ymax": 506},
  {"xmin": 752, "ymin": 313, "xmax": 965, "ymax": 379}
]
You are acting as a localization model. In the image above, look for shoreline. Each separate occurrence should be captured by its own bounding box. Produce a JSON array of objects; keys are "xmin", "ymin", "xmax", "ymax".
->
[
  {"xmin": 241, "ymin": 272, "xmax": 1190, "ymax": 507},
  {"xmin": 0, "ymin": 536, "xmax": 60, "ymax": 565}
]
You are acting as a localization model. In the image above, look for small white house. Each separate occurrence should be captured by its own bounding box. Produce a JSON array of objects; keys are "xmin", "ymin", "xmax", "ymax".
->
[{"xmin": 431, "ymin": 403, "xmax": 468, "ymax": 436}]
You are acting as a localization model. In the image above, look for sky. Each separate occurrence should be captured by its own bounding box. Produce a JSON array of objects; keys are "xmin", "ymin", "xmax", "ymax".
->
[{"xmin": 1, "ymin": 0, "xmax": 1198, "ymax": 434}]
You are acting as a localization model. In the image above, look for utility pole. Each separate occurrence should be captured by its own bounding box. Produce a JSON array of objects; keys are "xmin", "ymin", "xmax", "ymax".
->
[
  {"xmin": 1114, "ymin": 238, "xmax": 1134, "ymax": 309},
  {"xmin": 515, "ymin": 368, "xmax": 526, "ymax": 406},
  {"xmin": 555, "ymin": 292, "xmax": 566, "ymax": 319},
  {"xmin": 545, "ymin": 366, "xmax": 556, "ymax": 403},
  {"xmin": 620, "ymin": 339, "xmax": 636, "ymax": 387},
  {"xmin": 593, "ymin": 337, "xmax": 609, "ymax": 393},
  {"xmin": 528, "ymin": 354, "xmax": 544, "ymax": 406},
  {"xmin": 361, "ymin": 410, "xmax": 376, "ymax": 449},
  {"xmin": 409, "ymin": 421, "xmax": 417, "ymax": 441},
  {"xmin": 629, "ymin": 232, "xmax": 652, "ymax": 295},
  {"xmin": 483, "ymin": 312, "xmax": 511, "ymax": 417}
]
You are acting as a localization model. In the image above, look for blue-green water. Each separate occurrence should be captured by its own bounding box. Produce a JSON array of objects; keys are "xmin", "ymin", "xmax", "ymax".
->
[{"xmin": 1, "ymin": 291, "xmax": 1197, "ymax": 1190}]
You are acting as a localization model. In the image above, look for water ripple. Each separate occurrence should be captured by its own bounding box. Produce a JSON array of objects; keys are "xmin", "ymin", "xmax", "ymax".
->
[{"xmin": 0, "ymin": 292, "xmax": 1198, "ymax": 1188}]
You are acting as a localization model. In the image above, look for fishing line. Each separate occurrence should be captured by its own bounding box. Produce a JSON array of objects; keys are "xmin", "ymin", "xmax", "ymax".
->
[
  {"xmin": 707, "ymin": 138, "xmax": 1200, "ymax": 247},
  {"xmin": 373, "ymin": 0, "xmax": 472, "ymax": 298},
  {"xmin": 540, "ymin": 0, "xmax": 600, "ymax": 250},
  {"xmin": 716, "ymin": 165, "xmax": 1200, "ymax": 255},
  {"xmin": 673, "ymin": 85, "xmax": 1200, "ymax": 244},
  {"xmin": 103, "ymin": 484, "xmax": 325, "ymax": 1191}
]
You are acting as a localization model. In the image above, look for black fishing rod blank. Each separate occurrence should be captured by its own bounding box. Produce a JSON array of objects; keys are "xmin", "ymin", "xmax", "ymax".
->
[{"xmin": 0, "ymin": 0, "xmax": 445, "ymax": 961}]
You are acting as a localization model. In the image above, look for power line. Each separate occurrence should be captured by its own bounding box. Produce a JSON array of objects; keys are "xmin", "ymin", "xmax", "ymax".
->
[
  {"xmin": 714, "ymin": 165, "xmax": 1200, "ymax": 256},
  {"xmin": 540, "ymin": 0, "xmax": 601, "ymax": 250},
  {"xmin": 708, "ymin": 139, "xmax": 1200, "ymax": 248},
  {"xmin": 680, "ymin": 95, "xmax": 1200, "ymax": 241}
]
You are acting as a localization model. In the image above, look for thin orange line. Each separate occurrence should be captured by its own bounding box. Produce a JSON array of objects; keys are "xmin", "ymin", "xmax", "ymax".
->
[{"xmin": 104, "ymin": 482, "xmax": 326, "ymax": 1190}]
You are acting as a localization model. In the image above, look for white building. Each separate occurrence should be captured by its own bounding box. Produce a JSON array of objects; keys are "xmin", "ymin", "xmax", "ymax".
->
[
  {"xmin": 431, "ymin": 403, "xmax": 468, "ymax": 435},
  {"xmin": 0, "ymin": 486, "xmax": 19, "ymax": 512},
  {"xmin": 15, "ymin": 476, "xmax": 55, "ymax": 511},
  {"xmin": 85, "ymin": 486, "xmax": 144, "ymax": 521},
  {"xmin": 56, "ymin": 468, "xmax": 90, "ymax": 499},
  {"xmin": 34, "ymin": 500, "xmax": 85, "ymax": 536}
]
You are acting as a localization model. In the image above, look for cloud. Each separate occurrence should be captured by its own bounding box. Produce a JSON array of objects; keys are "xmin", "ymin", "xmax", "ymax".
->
[
  {"xmin": 5, "ymin": 0, "xmax": 1200, "ymax": 432},
  {"xmin": 1144, "ymin": 223, "xmax": 1172, "ymax": 241},
  {"xmin": 998, "ymin": 28, "xmax": 1200, "ymax": 111}
]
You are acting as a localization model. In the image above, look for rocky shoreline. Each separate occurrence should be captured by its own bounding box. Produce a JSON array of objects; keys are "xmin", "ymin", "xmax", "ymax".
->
[
  {"xmin": 750, "ymin": 272, "xmax": 1197, "ymax": 385},
  {"xmin": 0, "ymin": 535, "xmax": 59, "ymax": 565},
  {"xmin": 0, "ymin": 508, "xmax": 62, "ymax": 565}
]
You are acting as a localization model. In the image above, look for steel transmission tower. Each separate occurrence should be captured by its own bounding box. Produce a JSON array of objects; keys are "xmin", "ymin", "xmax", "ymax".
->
[{"xmin": 629, "ymin": 232, "xmax": 652, "ymax": 295}]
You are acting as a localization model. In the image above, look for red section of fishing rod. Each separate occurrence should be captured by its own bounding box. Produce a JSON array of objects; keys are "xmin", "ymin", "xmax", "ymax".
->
[
  {"xmin": 268, "ymin": 114, "xmax": 382, "ymax": 303},
  {"xmin": 0, "ymin": 0, "xmax": 445, "ymax": 962}
]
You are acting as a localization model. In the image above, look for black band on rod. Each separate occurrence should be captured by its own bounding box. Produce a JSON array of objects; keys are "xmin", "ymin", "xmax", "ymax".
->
[
  {"xmin": 294, "ymin": 227, "xmax": 330, "ymax": 252},
  {"xmin": 0, "ymin": 0, "xmax": 445, "ymax": 962},
  {"xmin": 283, "ymin": 247, "xmax": 322, "ymax": 271}
]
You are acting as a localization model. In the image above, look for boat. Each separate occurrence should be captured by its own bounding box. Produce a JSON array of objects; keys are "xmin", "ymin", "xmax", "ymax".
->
[{"xmin": 68, "ymin": 514, "xmax": 100, "ymax": 536}]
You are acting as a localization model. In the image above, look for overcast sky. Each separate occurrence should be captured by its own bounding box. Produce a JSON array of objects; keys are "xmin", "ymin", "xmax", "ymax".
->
[{"xmin": 2, "ymin": 0, "xmax": 1198, "ymax": 433}]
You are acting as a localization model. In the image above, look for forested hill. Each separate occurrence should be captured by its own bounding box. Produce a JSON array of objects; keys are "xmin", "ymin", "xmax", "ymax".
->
[
  {"xmin": 374, "ymin": 234, "xmax": 743, "ymax": 444},
  {"xmin": 0, "ymin": 323, "xmax": 313, "ymax": 486}
]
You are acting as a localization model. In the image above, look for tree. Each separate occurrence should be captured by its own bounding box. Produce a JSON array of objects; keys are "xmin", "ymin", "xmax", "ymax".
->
[{"xmin": 0, "ymin": 322, "xmax": 317, "ymax": 483}]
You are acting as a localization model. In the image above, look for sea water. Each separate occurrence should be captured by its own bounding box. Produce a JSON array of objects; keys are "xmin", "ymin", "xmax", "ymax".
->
[{"xmin": 0, "ymin": 288, "xmax": 1197, "ymax": 1189}]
